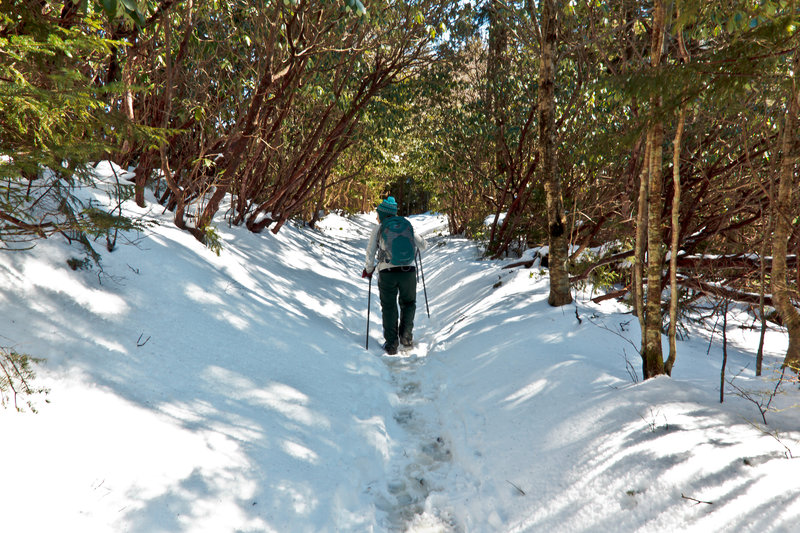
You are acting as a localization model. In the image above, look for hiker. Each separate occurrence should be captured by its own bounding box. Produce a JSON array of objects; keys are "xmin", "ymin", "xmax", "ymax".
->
[{"xmin": 362, "ymin": 196, "xmax": 428, "ymax": 355}]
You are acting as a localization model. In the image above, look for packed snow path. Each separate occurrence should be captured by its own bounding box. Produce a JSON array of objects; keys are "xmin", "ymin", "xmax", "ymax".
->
[
  {"xmin": 2, "ymin": 164, "xmax": 800, "ymax": 532},
  {"xmin": 353, "ymin": 214, "xmax": 461, "ymax": 531},
  {"xmin": 379, "ymin": 344, "xmax": 458, "ymax": 531}
]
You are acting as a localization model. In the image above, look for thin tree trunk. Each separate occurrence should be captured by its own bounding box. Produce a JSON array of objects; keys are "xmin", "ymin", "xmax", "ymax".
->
[
  {"xmin": 539, "ymin": 0, "xmax": 572, "ymax": 307},
  {"xmin": 633, "ymin": 138, "xmax": 650, "ymax": 355},
  {"xmin": 666, "ymin": 103, "xmax": 686, "ymax": 376},
  {"xmin": 666, "ymin": 19, "xmax": 690, "ymax": 377},
  {"xmin": 118, "ymin": 49, "xmax": 136, "ymax": 160},
  {"xmin": 642, "ymin": 0, "xmax": 666, "ymax": 379},
  {"xmin": 309, "ymin": 176, "xmax": 328, "ymax": 229},
  {"xmin": 720, "ymin": 299, "xmax": 729, "ymax": 403},
  {"xmin": 487, "ymin": 0, "xmax": 510, "ymax": 254},
  {"xmin": 643, "ymin": 119, "xmax": 666, "ymax": 378},
  {"xmin": 756, "ymin": 222, "xmax": 768, "ymax": 376},
  {"xmin": 772, "ymin": 48, "xmax": 800, "ymax": 371},
  {"xmin": 134, "ymin": 150, "xmax": 153, "ymax": 208}
]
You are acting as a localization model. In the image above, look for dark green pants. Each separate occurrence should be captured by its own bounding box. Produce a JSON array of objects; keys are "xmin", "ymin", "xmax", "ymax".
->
[{"xmin": 378, "ymin": 269, "xmax": 417, "ymax": 349}]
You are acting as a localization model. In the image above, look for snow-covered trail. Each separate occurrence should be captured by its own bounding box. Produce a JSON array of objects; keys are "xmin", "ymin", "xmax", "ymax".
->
[
  {"xmin": 378, "ymin": 344, "xmax": 457, "ymax": 531},
  {"xmin": 346, "ymin": 214, "xmax": 463, "ymax": 531},
  {"xmin": 0, "ymin": 189, "xmax": 455, "ymax": 532},
  {"xmin": 360, "ymin": 213, "xmax": 800, "ymax": 533},
  {"xmin": 2, "ymin": 165, "xmax": 800, "ymax": 532},
  {"xmin": 373, "ymin": 229, "xmax": 512, "ymax": 532}
]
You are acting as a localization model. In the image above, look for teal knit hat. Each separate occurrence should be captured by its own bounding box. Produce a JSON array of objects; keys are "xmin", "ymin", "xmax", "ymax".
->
[{"xmin": 377, "ymin": 196, "xmax": 398, "ymax": 218}]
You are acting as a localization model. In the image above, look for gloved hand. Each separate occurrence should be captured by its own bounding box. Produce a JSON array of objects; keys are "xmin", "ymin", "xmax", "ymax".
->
[{"xmin": 362, "ymin": 268, "xmax": 373, "ymax": 279}]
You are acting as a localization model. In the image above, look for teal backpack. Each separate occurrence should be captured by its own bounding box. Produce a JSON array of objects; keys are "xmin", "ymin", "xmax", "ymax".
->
[{"xmin": 379, "ymin": 216, "xmax": 416, "ymax": 265}]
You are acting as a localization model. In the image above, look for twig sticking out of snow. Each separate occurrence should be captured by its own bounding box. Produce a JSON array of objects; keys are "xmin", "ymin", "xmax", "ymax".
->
[
  {"xmin": 506, "ymin": 480, "xmax": 526, "ymax": 496},
  {"xmin": 726, "ymin": 366, "xmax": 788, "ymax": 425},
  {"xmin": 742, "ymin": 418, "xmax": 796, "ymax": 459},
  {"xmin": 681, "ymin": 493, "xmax": 713, "ymax": 505}
]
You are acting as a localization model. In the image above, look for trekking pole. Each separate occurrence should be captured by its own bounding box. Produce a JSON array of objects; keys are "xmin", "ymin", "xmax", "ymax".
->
[
  {"xmin": 366, "ymin": 275, "xmax": 372, "ymax": 349},
  {"xmin": 416, "ymin": 250, "xmax": 430, "ymax": 318}
]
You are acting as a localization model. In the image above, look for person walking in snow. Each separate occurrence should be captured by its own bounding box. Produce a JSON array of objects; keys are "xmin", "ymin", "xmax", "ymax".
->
[{"xmin": 362, "ymin": 196, "xmax": 428, "ymax": 355}]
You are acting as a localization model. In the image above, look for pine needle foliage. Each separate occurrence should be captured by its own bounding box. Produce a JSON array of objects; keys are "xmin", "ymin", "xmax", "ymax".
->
[
  {"xmin": 0, "ymin": 3, "xmax": 135, "ymax": 248},
  {"xmin": 0, "ymin": 346, "xmax": 48, "ymax": 413}
]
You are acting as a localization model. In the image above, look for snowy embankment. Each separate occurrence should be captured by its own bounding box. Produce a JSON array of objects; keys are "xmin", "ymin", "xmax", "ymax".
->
[{"xmin": 1, "ymin": 162, "xmax": 800, "ymax": 532}]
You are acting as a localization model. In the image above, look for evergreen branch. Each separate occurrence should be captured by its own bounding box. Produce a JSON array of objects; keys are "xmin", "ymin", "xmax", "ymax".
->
[{"xmin": 0, "ymin": 210, "xmax": 55, "ymax": 237}]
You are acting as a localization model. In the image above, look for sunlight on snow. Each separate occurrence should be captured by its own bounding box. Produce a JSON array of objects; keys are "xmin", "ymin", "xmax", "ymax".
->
[
  {"xmin": 276, "ymin": 481, "xmax": 319, "ymax": 515},
  {"xmin": 19, "ymin": 381, "xmax": 263, "ymax": 532},
  {"xmin": 354, "ymin": 415, "xmax": 391, "ymax": 461},
  {"xmin": 250, "ymin": 382, "xmax": 331, "ymax": 429},
  {"xmin": 222, "ymin": 310, "xmax": 249, "ymax": 330},
  {"xmin": 154, "ymin": 434, "xmax": 262, "ymax": 533},
  {"xmin": 158, "ymin": 399, "xmax": 265, "ymax": 443},
  {"xmin": 23, "ymin": 257, "xmax": 128, "ymax": 315},
  {"xmin": 281, "ymin": 440, "xmax": 321, "ymax": 464},
  {"xmin": 502, "ymin": 379, "xmax": 548, "ymax": 408},
  {"xmin": 184, "ymin": 282, "xmax": 251, "ymax": 330},
  {"xmin": 202, "ymin": 366, "xmax": 330, "ymax": 429},
  {"xmin": 294, "ymin": 289, "xmax": 344, "ymax": 319},
  {"xmin": 539, "ymin": 331, "xmax": 566, "ymax": 344},
  {"xmin": 93, "ymin": 336, "xmax": 127, "ymax": 354},
  {"xmin": 158, "ymin": 399, "xmax": 216, "ymax": 424},
  {"xmin": 185, "ymin": 282, "xmax": 225, "ymax": 305},
  {"xmin": 213, "ymin": 260, "xmax": 260, "ymax": 293},
  {"xmin": 279, "ymin": 245, "xmax": 321, "ymax": 271}
]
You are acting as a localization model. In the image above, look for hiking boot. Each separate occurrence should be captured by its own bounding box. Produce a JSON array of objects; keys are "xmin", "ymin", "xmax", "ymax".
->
[
  {"xmin": 400, "ymin": 333, "xmax": 413, "ymax": 347},
  {"xmin": 382, "ymin": 342, "xmax": 398, "ymax": 355}
]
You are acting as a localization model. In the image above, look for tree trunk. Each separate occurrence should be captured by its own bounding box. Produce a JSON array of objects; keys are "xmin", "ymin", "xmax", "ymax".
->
[
  {"xmin": 666, "ymin": 103, "xmax": 686, "ymax": 376},
  {"xmin": 772, "ymin": 48, "xmax": 800, "ymax": 371},
  {"xmin": 539, "ymin": 0, "xmax": 572, "ymax": 307},
  {"xmin": 309, "ymin": 176, "xmax": 328, "ymax": 229},
  {"xmin": 487, "ymin": 0, "xmax": 510, "ymax": 253},
  {"xmin": 134, "ymin": 150, "xmax": 153, "ymax": 208},
  {"xmin": 757, "ymin": 222, "xmax": 768, "ymax": 376},
  {"xmin": 633, "ymin": 138, "xmax": 650, "ymax": 355},
  {"xmin": 665, "ymin": 9, "xmax": 690, "ymax": 377},
  {"xmin": 720, "ymin": 299, "xmax": 729, "ymax": 403},
  {"xmin": 642, "ymin": 0, "xmax": 666, "ymax": 379}
]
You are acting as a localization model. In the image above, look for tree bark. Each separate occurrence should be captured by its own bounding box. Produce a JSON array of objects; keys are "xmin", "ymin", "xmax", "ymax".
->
[
  {"xmin": 666, "ymin": 18, "xmax": 690, "ymax": 377},
  {"xmin": 666, "ymin": 103, "xmax": 686, "ymax": 376},
  {"xmin": 633, "ymin": 137, "xmax": 650, "ymax": 354},
  {"xmin": 772, "ymin": 47, "xmax": 800, "ymax": 371},
  {"xmin": 757, "ymin": 219, "xmax": 768, "ymax": 376},
  {"xmin": 539, "ymin": 0, "xmax": 572, "ymax": 307},
  {"xmin": 487, "ymin": 0, "xmax": 510, "ymax": 253},
  {"xmin": 720, "ymin": 299, "xmax": 729, "ymax": 403},
  {"xmin": 642, "ymin": 0, "xmax": 666, "ymax": 379}
]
